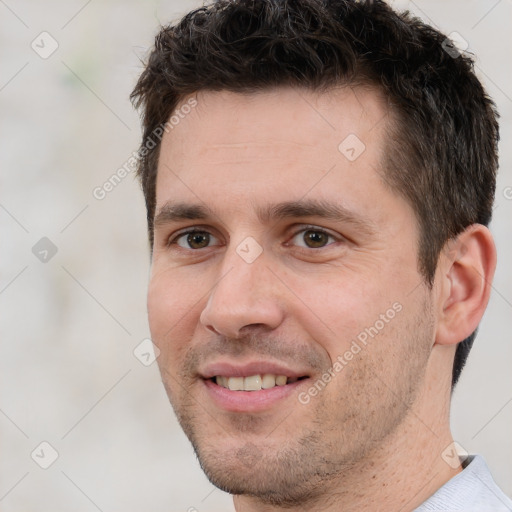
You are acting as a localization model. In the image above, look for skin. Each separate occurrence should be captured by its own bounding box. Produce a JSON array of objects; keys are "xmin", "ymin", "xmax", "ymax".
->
[{"xmin": 147, "ymin": 86, "xmax": 496, "ymax": 511}]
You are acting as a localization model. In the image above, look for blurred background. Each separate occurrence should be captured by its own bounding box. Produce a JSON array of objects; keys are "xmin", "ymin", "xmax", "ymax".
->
[{"xmin": 1, "ymin": 0, "xmax": 511, "ymax": 510}]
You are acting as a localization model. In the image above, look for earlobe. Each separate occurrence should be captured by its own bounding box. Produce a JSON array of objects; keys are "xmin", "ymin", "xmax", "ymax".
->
[{"xmin": 435, "ymin": 224, "xmax": 496, "ymax": 346}]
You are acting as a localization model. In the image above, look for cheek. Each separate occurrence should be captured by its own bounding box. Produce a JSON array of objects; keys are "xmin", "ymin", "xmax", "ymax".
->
[
  {"xmin": 284, "ymin": 271, "xmax": 384, "ymax": 357},
  {"xmin": 287, "ymin": 260, "xmax": 415, "ymax": 370},
  {"xmin": 147, "ymin": 270, "xmax": 203, "ymax": 358}
]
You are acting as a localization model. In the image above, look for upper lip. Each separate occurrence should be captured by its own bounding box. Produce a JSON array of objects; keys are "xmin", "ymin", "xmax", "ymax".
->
[{"xmin": 200, "ymin": 360, "xmax": 310, "ymax": 379}]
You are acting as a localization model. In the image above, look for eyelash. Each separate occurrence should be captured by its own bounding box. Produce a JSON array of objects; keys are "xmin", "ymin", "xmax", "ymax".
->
[
  {"xmin": 167, "ymin": 228, "xmax": 220, "ymax": 249},
  {"xmin": 166, "ymin": 225, "xmax": 340, "ymax": 251},
  {"xmin": 287, "ymin": 226, "xmax": 338, "ymax": 249}
]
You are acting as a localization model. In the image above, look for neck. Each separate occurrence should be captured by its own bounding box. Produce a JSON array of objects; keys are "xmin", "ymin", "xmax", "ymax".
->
[{"xmin": 233, "ymin": 349, "xmax": 461, "ymax": 512}]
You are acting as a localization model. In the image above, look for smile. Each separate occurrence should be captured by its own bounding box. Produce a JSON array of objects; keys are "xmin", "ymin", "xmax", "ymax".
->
[{"xmin": 213, "ymin": 374, "xmax": 303, "ymax": 391}]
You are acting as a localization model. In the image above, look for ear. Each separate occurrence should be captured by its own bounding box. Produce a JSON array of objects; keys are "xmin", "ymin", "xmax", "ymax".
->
[{"xmin": 435, "ymin": 224, "xmax": 496, "ymax": 346}]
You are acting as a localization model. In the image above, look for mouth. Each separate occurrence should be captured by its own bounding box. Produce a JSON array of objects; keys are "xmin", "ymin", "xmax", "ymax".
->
[
  {"xmin": 211, "ymin": 374, "xmax": 308, "ymax": 391},
  {"xmin": 199, "ymin": 362, "xmax": 312, "ymax": 413}
]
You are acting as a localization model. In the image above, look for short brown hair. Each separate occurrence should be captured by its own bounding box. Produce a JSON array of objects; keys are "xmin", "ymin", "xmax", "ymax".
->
[{"xmin": 131, "ymin": 0, "xmax": 499, "ymax": 387}]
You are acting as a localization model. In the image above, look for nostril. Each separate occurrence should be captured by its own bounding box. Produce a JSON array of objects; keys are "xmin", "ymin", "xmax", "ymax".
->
[
  {"xmin": 239, "ymin": 323, "xmax": 268, "ymax": 333},
  {"xmin": 205, "ymin": 324, "xmax": 221, "ymax": 335}
]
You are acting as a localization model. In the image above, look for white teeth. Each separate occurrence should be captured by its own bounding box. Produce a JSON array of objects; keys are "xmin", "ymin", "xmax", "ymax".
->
[
  {"xmin": 244, "ymin": 375, "xmax": 262, "ymax": 391},
  {"xmin": 218, "ymin": 376, "xmax": 228, "ymax": 388},
  {"xmin": 228, "ymin": 376, "xmax": 244, "ymax": 391},
  {"xmin": 261, "ymin": 374, "xmax": 276, "ymax": 389},
  {"xmin": 215, "ymin": 374, "xmax": 293, "ymax": 391},
  {"xmin": 275, "ymin": 375, "xmax": 287, "ymax": 386}
]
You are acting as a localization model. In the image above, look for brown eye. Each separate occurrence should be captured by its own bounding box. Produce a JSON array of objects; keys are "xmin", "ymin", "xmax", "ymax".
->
[
  {"xmin": 303, "ymin": 230, "xmax": 329, "ymax": 248},
  {"xmin": 187, "ymin": 232, "xmax": 210, "ymax": 249},
  {"xmin": 290, "ymin": 228, "xmax": 336, "ymax": 249},
  {"xmin": 174, "ymin": 230, "xmax": 219, "ymax": 249}
]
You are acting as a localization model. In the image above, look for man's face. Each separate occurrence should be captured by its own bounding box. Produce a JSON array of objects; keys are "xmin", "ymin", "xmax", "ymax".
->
[{"xmin": 148, "ymin": 87, "xmax": 435, "ymax": 504}]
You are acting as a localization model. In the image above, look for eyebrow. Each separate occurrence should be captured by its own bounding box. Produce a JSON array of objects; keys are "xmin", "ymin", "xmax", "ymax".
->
[
  {"xmin": 154, "ymin": 198, "xmax": 376, "ymax": 235},
  {"xmin": 256, "ymin": 199, "xmax": 376, "ymax": 234},
  {"xmin": 154, "ymin": 202, "xmax": 214, "ymax": 228}
]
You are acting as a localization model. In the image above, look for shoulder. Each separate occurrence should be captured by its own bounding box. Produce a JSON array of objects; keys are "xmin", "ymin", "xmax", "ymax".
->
[{"xmin": 415, "ymin": 455, "xmax": 512, "ymax": 511}]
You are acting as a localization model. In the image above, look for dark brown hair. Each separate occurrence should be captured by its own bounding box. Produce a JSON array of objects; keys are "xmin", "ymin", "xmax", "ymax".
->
[{"xmin": 131, "ymin": 0, "xmax": 499, "ymax": 387}]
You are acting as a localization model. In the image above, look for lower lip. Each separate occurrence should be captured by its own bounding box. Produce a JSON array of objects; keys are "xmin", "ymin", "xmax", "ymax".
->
[{"xmin": 202, "ymin": 379, "xmax": 307, "ymax": 413}]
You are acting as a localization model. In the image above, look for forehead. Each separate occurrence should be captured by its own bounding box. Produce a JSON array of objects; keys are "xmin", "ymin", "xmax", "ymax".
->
[
  {"xmin": 155, "ymin": 86, "xmax": 396, "ymax": 222},
  {"xmin": 161, "ymin": 86, "xmax": 387, "ymax": 156}
]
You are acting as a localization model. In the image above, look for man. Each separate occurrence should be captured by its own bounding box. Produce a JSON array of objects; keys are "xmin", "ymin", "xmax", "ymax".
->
[{"xmin": 131, "ymin": 0, "xmax": 511, "ymax": 510}]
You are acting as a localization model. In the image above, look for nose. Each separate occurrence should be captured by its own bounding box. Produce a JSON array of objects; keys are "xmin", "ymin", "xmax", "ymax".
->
[{"xmin": 199, "ymin": 246, "xmax": 285, "ymax": 339}]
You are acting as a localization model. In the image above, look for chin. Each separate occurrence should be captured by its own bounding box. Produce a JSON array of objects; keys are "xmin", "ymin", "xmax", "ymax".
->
[
  {"xmin": 181, "ymin": 421, "xmax": 347, "ymax": 507},
  {"xmin": 196, "ymin": 441, "xmax": 326, "ymax": 506}
]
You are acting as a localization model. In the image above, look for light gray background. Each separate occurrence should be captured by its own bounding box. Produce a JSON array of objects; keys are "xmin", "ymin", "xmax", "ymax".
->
[{"xmin": 1, "ymin": 1, "xmax": 510, "ymax": 510}]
